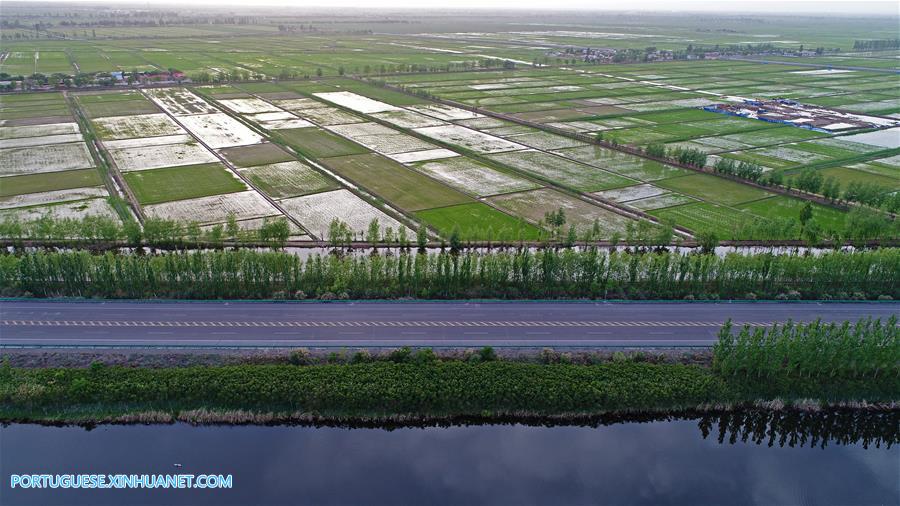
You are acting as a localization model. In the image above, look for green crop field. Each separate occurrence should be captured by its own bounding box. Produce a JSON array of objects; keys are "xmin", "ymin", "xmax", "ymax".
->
[
  {"xmin": 77, "ymin": 93, "xmax": 160, "ymax": 118},
  {"xmin": 736, "ymin": 196, "xmax": 847, "ymax": 231},
  {"xmin": 655, "ymin": 174, "xmax": 773, "ymax": 206},
  {"xmin": 0, "ymin": 169, "xmax": 102, "ymax": 197},
  {"xmin": 219, "ymin": 143, "xmax": 295, "ymax": 168},
  {"xmin": 274, "ymin": 128, "xmax": 369, "ymax": 158},
  {"xmin": 325, "ymin": 153, "xmax": 473, "ymax": 212},
  {"xmin": 415, "ymin": 202, "xmax": 543, "ymax": 241},
  {"xmin": 123, "ymin": 163, "xmax": 246, "ymax": 205},
  {"xmin": 650, "ymin": 202, "xmax": 755, "ymax": 237}
]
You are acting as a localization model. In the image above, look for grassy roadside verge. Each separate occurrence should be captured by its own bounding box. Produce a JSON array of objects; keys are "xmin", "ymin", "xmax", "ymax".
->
[{"xmin": 1, "ymin": 359, "xmax": 896, "ymax": 425}]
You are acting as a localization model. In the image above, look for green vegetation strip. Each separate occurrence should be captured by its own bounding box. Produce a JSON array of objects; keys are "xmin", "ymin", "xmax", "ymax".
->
[
  {"xmin": 415, "ymin": 202, "xmax": 543, "ymax": 241},
  {"xmin": 122, "ymin": 163, "xmax": 246, "ymax": 205},
  {"xmin": 275, "ymin": 128, "xmax": 368, "ymax": 158},
  {"xmin": 1, "ymin": 248, "xmax": 897, "ymax": 300},
  {"xmin": 0, "ymin": 169, "xmax": 102, "ymax": 197},
  {"xmin": 326, "ymin": 153, "xmax": 473, "ymax": 212},
  {"xmin": 0, "ymin": 318, "xmax": 895, "ymax": 424}
]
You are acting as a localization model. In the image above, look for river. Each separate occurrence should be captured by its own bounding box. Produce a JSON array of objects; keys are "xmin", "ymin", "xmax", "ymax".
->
[{"xmin": 1, "ymin": 417, "xmax": 896, "ymax": 505}]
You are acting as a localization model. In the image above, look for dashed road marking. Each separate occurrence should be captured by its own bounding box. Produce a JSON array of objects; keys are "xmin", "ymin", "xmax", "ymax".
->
[{"xmin": 0, "ymin": 320, "xmax": 774, "ymax": 328}]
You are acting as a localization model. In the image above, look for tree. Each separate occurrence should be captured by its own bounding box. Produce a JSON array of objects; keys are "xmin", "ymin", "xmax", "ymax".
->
[
  {"xmin": 544, "ymin": 208, "xmax": 566, "ymax": 238},
  {"xmin": 610, "ymin": 231, "xmax": 621, "ymax": 248},
  {"xmin": 449, "ymin": 226, "xmax": 462, "ymax": 255},
  {"xmin": 799, "ymin": 202, "xmax": 813, "ymax": 231},
  {"xmin": 206, "ymin": 224, "xmax": 224, "ymax": 247},
  {"xmin": 123, "ymin": 220, "xmax": 142, "ymax": 245},
  {"xmin": 645, "ymin": 143, "xmax": 666, "ymax": 158},
  {"xmin": 671, "ymin": 147, "xmax": 707, "ymax": 167},
  {"xmin": 802, "ymin": 220, "xmax": 822, "ymax": 246},
  {"xmin": 796, "ymin": 169, "xmax": 823, "ymax": 194},
  {"xmin": 564, "ymin": 224, "xmax": 577, "ymax": 247},
  {"xmin": 843, "ymin": 208, "xmax": 889, "ymax": 243},
  {"xmin": 821, "ymin": 177, "xmax": 841, "ymax": 201},
  {"xmin": 654, "ymin": 219, "xmax": 674, "ymax": 246},
  {"xmin": 416, "ymin": 223, "xmax": 428, "ymax": 251},
  {"xmin": 186, "ymin": 221, "xmax": 202, "ymax": 245},
  {"xmin": 366, "ymin": 218, "xmax": 380, "ymax": 244},
  {"xmin": 260, "ymin": 218, "xmax": 290, "ymax": 249},
  {"xmin": 328, "ymin": 218, "xmax": 351, "ymax": 249},
  {"xmin": 697, "ymin": 230, "xmax": 719, "ymax": 253},
  {"xmin": 226, "ymin": 213, "xmax": 239, "ymax": 241}
]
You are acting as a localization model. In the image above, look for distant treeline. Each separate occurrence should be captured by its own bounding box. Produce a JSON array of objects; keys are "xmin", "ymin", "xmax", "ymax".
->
[
  {"xmin": 852, "ymin": 39, "xmax": 900, "ymax": 51},
  {"xmin": 1, "ymin": 248, "xmax": 897, "ymax": 300}
]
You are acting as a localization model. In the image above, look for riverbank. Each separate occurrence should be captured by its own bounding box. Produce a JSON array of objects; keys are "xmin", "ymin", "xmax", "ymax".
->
[{"xmin": 2, "ymin": 359, "xmax": 897, "ymax": 426}]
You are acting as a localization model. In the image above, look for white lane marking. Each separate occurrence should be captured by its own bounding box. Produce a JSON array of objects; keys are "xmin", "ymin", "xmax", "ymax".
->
[
  {"xmin": 0, "ymin": 320, "xmax": 807, "ymax": 328},
  {"xmin": 0, "ymin": 339, "xmax": 717, "ymax": 348}
]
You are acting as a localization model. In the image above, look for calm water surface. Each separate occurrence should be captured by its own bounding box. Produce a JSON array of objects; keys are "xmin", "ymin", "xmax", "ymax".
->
[{"xmin": 1, "ymin": 420, "xmax": 897, "ymax": 506}]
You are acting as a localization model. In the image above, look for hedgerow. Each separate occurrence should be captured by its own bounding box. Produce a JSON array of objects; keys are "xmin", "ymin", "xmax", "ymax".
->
[{"xmin": 1, "ymin": 247, "xmax": 897, "ymax": 300}]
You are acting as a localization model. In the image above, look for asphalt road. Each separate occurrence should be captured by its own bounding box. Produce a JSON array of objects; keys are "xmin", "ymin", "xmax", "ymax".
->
[{"xmin": 1, "ymin": 301, "xmax": 896, "ymax": 348}]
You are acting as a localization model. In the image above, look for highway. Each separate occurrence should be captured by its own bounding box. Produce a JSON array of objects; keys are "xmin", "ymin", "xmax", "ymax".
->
[{"xmin": 1, "ymin": 300, "xmax": 896, "ymax": 349}]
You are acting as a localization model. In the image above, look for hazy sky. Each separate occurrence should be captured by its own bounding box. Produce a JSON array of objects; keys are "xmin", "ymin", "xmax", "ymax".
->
[{"xmin": 10, "ymin": 0, "xmax": 900, "ymax": 16}]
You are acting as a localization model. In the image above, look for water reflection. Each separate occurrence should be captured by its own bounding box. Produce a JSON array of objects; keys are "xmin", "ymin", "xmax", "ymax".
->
[
  {"xmin": 1, "ymin": 410, "xmax": 897, "ymax": 506},
  {"xmin": 698, "ymin": 408, "xmax": 899, "ymax": 450}
]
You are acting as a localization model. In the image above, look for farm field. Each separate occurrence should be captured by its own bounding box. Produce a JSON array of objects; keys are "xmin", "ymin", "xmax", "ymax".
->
[
  {"xmin": 0, "ymin": 168, "xmax": 102, "ymax": 197},
  {"xmin": 274, "ymin": 128, "xmax": 368, "ymax": 158},
  {"xmin": 487, "ymin": 150, "xmax": 636, "ymax": 191},
  {"xmin": 3, "ymin": 12, "xmax": 898, "ymax": 243},
  {"xmin": 487, "ymin": 188, "xmax": 638, "ymax": 236},
  {"xmin": 77, "ymin": 92, "xmax": 160, "ymax": 118},
  {"xmin": 218, "ymin": 143, "xmax": 295, "ymax": 168},
  {"xmin": 411, "ymin": 158, "xmax": 541, "ymax": 197},
  {"xmin": 123, "ymin": 163, "xmax": 247, "ymax": 205},
  {"xmin": 237, "ymin": 161, "xmax": 338, "ymax": 199},
  {"xmin": 278, "ymin": 189, "xmax": 411, "ymax": 239},
  {"xmin": 77, "ymin": 75, "xmax": 894, "ymax": 241},
  {"xmin": 70, "ymin": 89, "xmax": 305, "ymax": 236},
  {"xmin": 654, "ymin": 174, "xmax": 772, "ymax": 206},
  {"xmin": 415, "ymin": 202, "xmax": 543, "ymax": 241},
  {"xmin": 0, "ymin": 196, "xmax": 119, "ymax": 223},
  {"xmin": 325, "ymin": 153, "xmax": 472, "ymax": 212},
  {"xmin": 142, "ymin": 190, "xmax": 279, "ymax": 224},
  {"xmin": 649, "ymin": 202, "xmax": 755, "ymax": 237},
  {"xmin": 381, "ymin": 61, "xmax": 900, "ymax": 198},
  {"xmin": 259, "ymin": 76, "xmax": 871, "ymax": 240},
  {"xmin": 0, "ymin": 92, "xmax": 123, "ymax": 224}
]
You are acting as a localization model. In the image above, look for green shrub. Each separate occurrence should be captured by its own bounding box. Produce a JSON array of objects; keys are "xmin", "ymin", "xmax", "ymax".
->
[{"xmin": 478, "ymin": 346, "xmax": 497, "ymax": 362}]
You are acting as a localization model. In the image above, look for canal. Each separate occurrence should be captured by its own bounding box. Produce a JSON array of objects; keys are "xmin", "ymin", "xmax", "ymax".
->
[{"xmin": 1, "ymin": 414, "xmax": 896, "ymax": 505}]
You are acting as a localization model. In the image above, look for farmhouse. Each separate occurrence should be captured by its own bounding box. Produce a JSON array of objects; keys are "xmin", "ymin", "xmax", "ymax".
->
[{"xmin": 704, "ymin": 99, "xmax": 900, "ymax": 132}]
